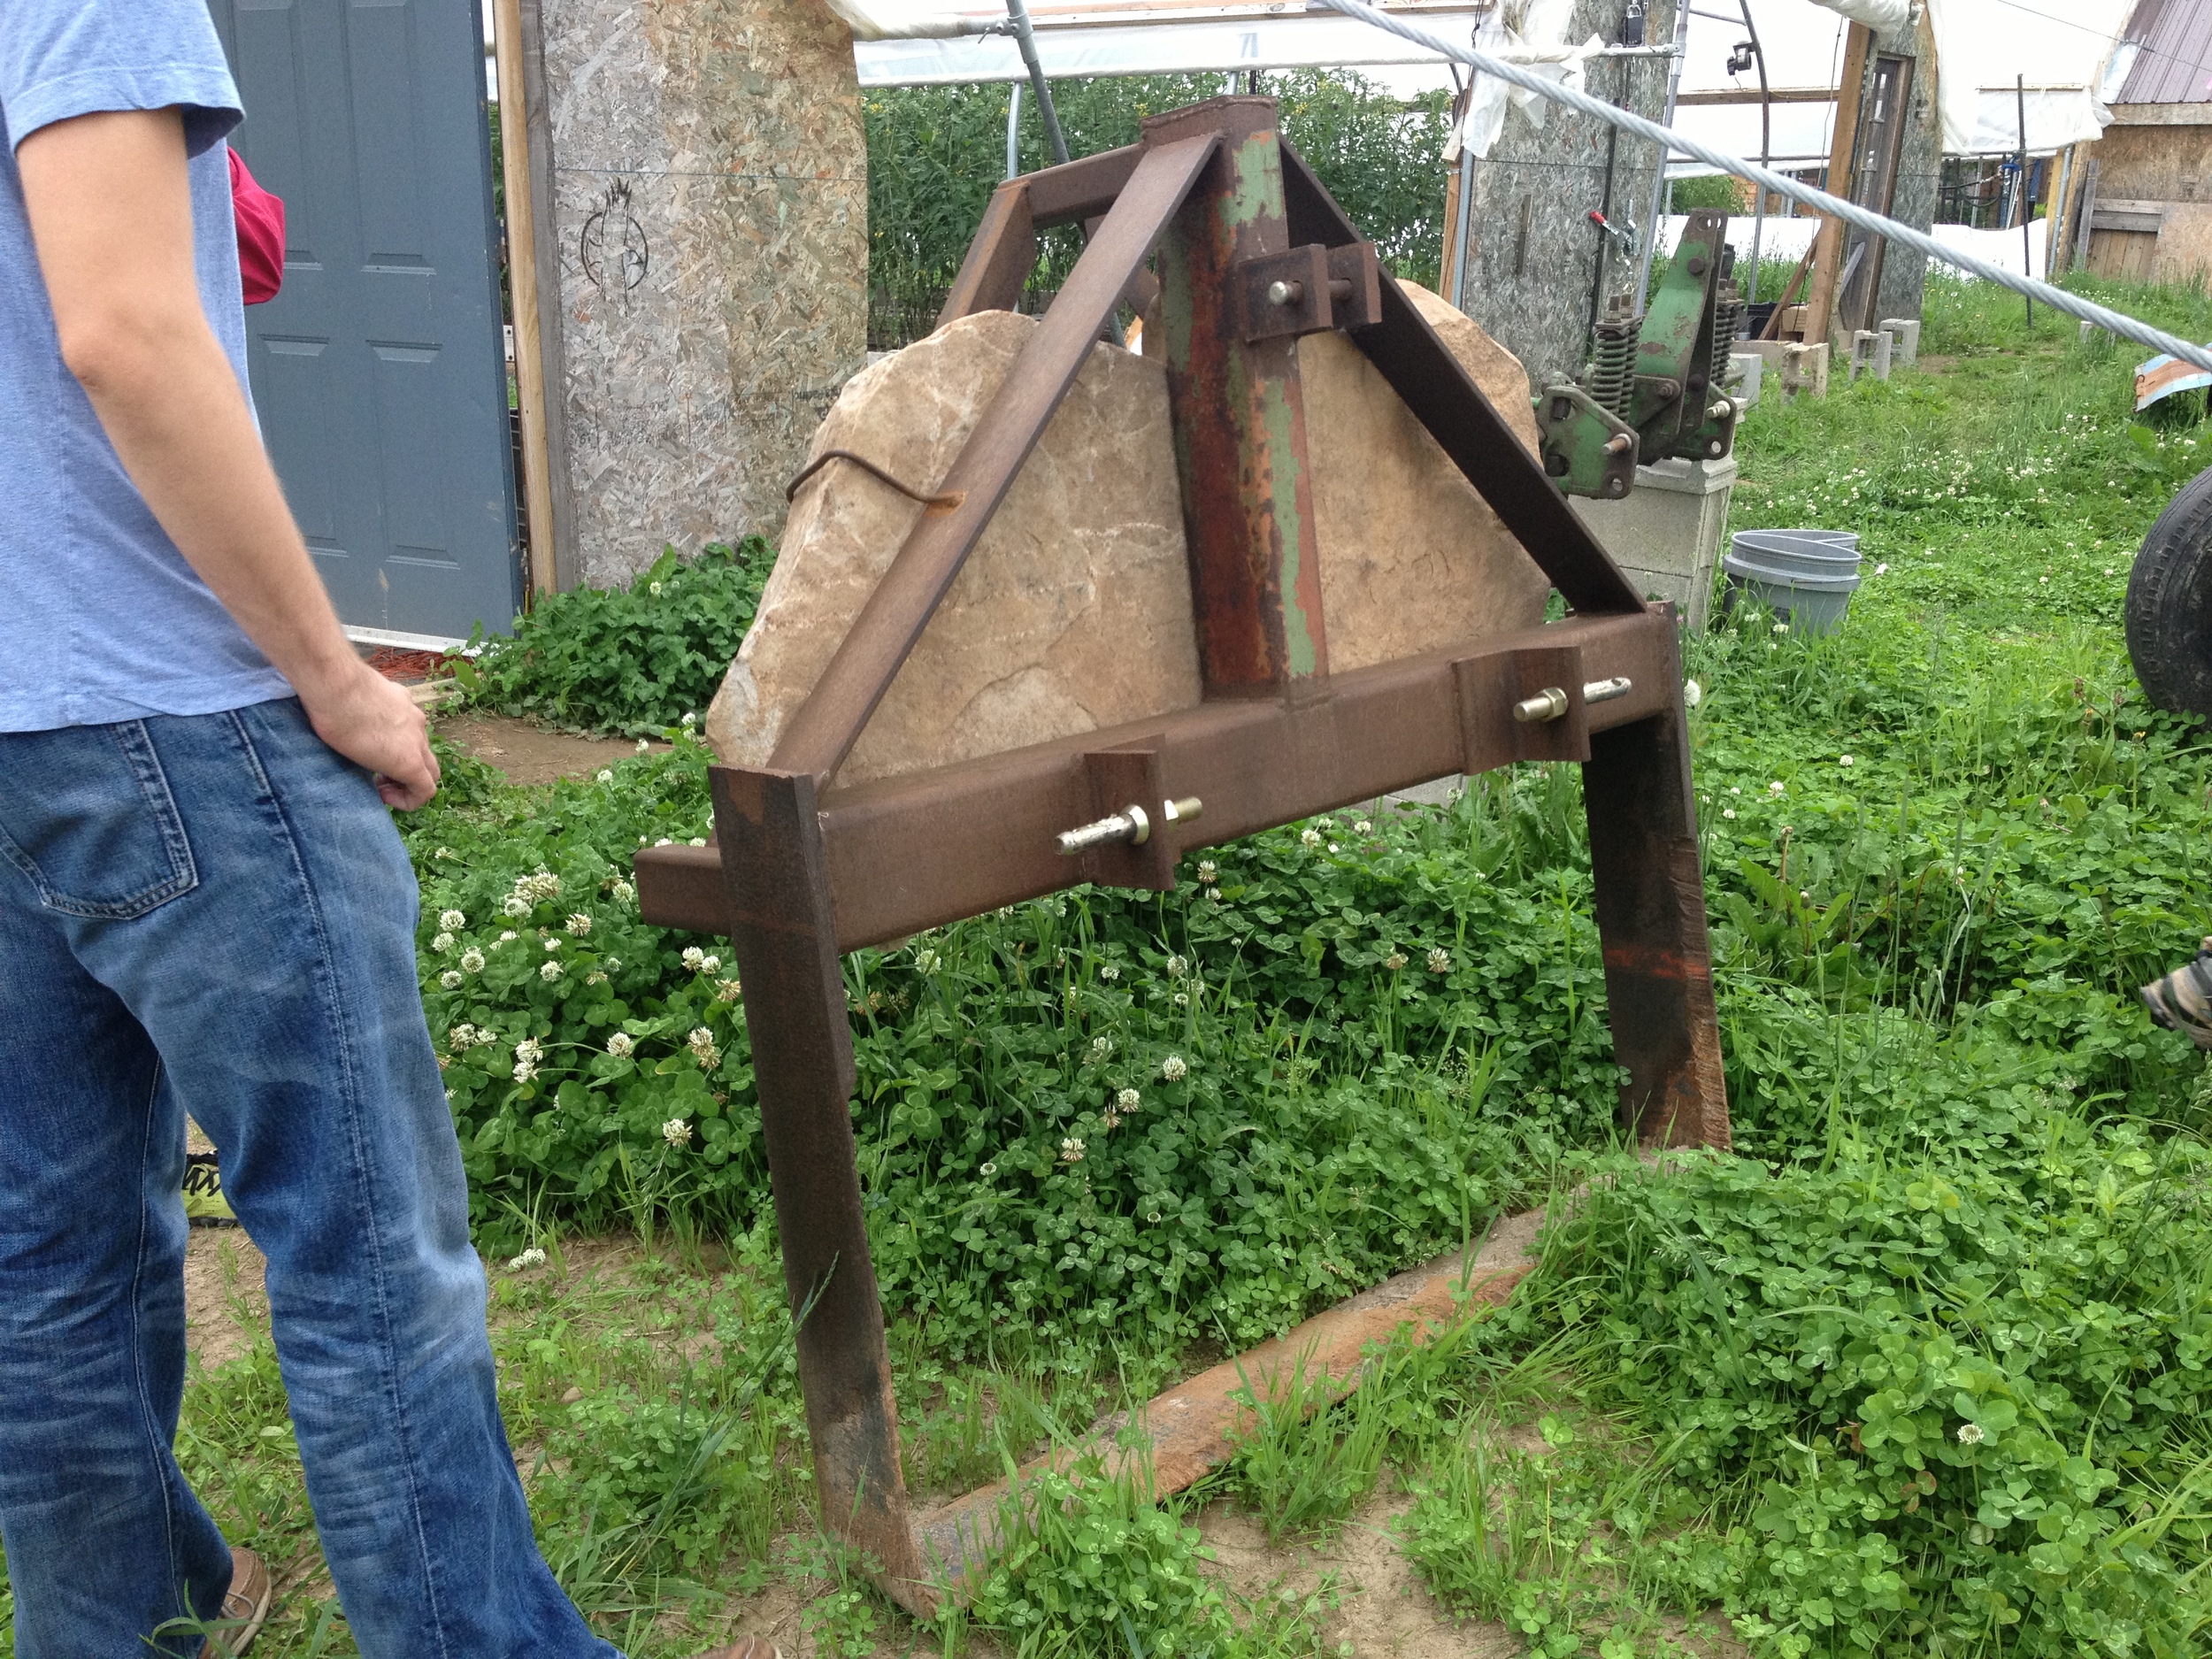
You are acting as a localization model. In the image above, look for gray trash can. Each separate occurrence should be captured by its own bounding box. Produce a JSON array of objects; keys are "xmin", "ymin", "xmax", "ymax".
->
[{"xmin": 1723, "ymin": 529, "xmax": 1863, "ymax": 635}]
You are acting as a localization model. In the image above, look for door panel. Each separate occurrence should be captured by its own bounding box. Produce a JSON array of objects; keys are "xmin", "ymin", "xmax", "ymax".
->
[{"xmin": 207, "ymin": 0, "xmax": 520, "ymax": 641}]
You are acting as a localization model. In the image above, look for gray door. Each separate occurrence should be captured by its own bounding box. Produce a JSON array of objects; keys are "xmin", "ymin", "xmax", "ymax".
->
[{"xmin": 206, "ymin": 0, "xmax": 520, "ymax": 641}]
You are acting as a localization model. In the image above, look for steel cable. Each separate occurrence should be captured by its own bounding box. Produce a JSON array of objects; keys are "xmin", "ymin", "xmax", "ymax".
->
[{"xmin": 1314, "ymin": 0, "xmax": 2212, "ymax": 374}]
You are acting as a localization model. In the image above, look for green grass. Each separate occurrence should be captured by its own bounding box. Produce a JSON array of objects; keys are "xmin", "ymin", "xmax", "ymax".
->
[{"xmin": 9, "ymin": 269, "xmax": 2212, "ymax": 1656}]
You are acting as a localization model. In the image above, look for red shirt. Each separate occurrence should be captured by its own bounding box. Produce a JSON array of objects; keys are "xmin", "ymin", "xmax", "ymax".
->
[{"xmin": 228, "ymin": 148, "xmax": 285, "ymax": 305}]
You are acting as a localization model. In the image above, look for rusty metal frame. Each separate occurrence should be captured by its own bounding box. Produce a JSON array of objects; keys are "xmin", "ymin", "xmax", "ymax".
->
[{"xmin": 634, "ymin": 96, "xmax": 1727, "ymax": 1614}]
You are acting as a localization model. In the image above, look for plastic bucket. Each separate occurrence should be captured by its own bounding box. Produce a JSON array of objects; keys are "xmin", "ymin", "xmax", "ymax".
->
[{"xmin": 1723, "ymin": 528, "xmax": 1862, "ymax": 635}]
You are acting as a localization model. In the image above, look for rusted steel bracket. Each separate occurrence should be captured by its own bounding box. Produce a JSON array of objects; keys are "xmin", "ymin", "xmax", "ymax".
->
[
  {"xmin": 1238, "ymin": 241, "xmax": 1384, "ymax": 341},
  {"xmin": 648, "ymin": 96, "xmax": 1727, "ymax": 1617}
]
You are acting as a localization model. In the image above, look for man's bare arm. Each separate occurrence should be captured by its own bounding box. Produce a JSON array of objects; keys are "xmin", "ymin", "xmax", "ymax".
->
[{"xmin": 17, "ymin": 107, "xmax": 438, "ymax": 809}]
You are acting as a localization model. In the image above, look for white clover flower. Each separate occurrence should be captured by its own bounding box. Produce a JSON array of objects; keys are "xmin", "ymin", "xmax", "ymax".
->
[
  {"xmin": 662, "ymin": 1118, "xmax": 693, "ymax": 1147},
  {"xmin": 979, "ymin": 1160, "xmax": 998, "ymax": 1178},
  {"xmin": 1147, "ymin": 1210, "xmax": 1163, "ymax": 1224},
  {"xmin": 1165, "ymin": 955, "xmax": 1188, "ymax": 979},
  {"xmin": 439, "ymin": 909, "xmax": 466, "ymax": 931},
  {"xmin": 611, "ymin": 879, "xmax": 635, "ymax": 903},
  {"xmin": 1838, "ymin": 755, "xmax": 1854, "ymax": 767},
  {"xmin": 635, "ymin": 738, "xmax": 650, "ymax": 754},
  {"xmin": 687, "ymin": 837, "xmax": 706, "ymax": 848},
  {"xmin": 544, "ymin": 937, "xmax": 562, "ymax": 952},
  {"xmin": 497, "ymin": 930, "xmax": 518, "ymax": 945},
  {"xmin": 440, "ymin": 970, "xmax": 464, "ymax": 990},
  {"xmin": 515, "ymin": 1038, "xmax": 543, "ymax": 1064},
  {"xmin": 1385, "ymin": 951, "xmax": 1408, "ymax": 971},
  {"xmin": 1207, "ymin": 888, "xmax": 1222, "ymax": 903},
  {"xmin": 687, "ymin": 1025, "xmax": 716, "ymax": 1051},
  {"xmin": 655, "ymin": 838, "xmax": 672, "ymax": 848},
  {"xmin": 1773, "ymin": 622, "xmax": 1789, "ymax": 635},
  {"xmin": 1730, "ymin": 785, "xmax": 1742, "ymax": 795},
  {"xmin": 1769, "ymin": 780, "xmax": 1786, "ymax": 795},
  {"xmin": 1099, "ymin": 964, "xmax": 1120, "ymax": 981},
  {"xmin": 1328, "ymin": 842, "xmax": 1341, "ymax": 854},
  {"xmin": 506, "ymin": 1247, "xmax": 548, "ymax": 1272},
  {"xmin": 1301, "ymin": 827, "xmax": 1323, "ymax": 849},
  {"xmin": 1427, "ymin": 947, "xmax": 1451, "ymax": 973},
  {"xmin": 680, "ymin": 710, "xmax": 697, "ymax": 728},
  {"xmin": 682, "ymin": 946, "xmax": 708, "ymax": 972},
  {"xmin": 540, "ymin": 960, "xmax": 563, "ymax": 981},
  {"xmin": 1090, "ymin": 1035, "xmax": 1113, "ymax": 1060},
  {"xmin": 1060, "ymin": 1136, "xmax": 1086, "ymax": 1164},
  {"xmin": 1956, "ymin": 1422, "xmax": 1985, "ymax": 1446},
  {"xmin": 1117, "ymin": 1087, "xmax": 1141, "ymax": 1112},
  {"xmin": 1875, "ymin": 562, "xmax": 1890, "ymax": 575},
  {"xmin": 566, "ymin": 914, "xmax": 592, "ymax": 935},
  {"xmin": 605, "ymin": 956, "xmax": 621, "ymax": 971},
  {"xmin": 1162, "ymin": 1055, "xmax": 1187, "ymax": 1082},
  {"xmin": 448, "ymin": 1025, "xmax": 478, "ymax": 1049},
  {"xmin": 606, "ymin": 1032, "xmax": 635, "ymax": 1058},
  {"xmin": 1102, "ymin": 1109, "xmax": 1121, "ymax": 1132},
  {"xmin": 716, "ymin": 979, "xmax": 742, "ymax": 1002},
  {"xmin": 512, "ymin": 1058, "xmax": 539, "ymax": 1084},
  {"xmin": 504, "ymin": 895, "xmax": 532, "ymax": 918},
  {"xmin": 914, "ymin": 948, "xmax": 941, "ymax": 974},
  {"xmin": 1196, "ymin": 860, "xmax": 1218, "ymax": 884},
  {"xmin": 1173, "ymin": 992, "xmax": 1188, "ymax": 1007},
  {"xmin": 1723, "ymin": 809, "xmax": 1737, "ymax": 820},
  {"xmin": 1354, "ymin": 819, "xmax": 1373, "ymax": 834},
  {"xmin": 1682, "ymin": 680, "xmax": 1702, "ymax": 708},
  {"xmin": 431, "ymin": 932, "xmax": 455, "ymax": 954},
  {"xmin": 433, "ymin": 846, "xmax": 457, "ymax": 862},
  {"xmin": 649, "ymin": 580, "xmax": 665, "ymax": 595}
]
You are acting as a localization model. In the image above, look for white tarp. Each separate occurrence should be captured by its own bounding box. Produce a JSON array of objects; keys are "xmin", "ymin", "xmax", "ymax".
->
[
  {"xmin": 852, "ymin": 3, "xmax": 1496, "ymax": 85},
  {"xmin": 848, "ymin": 0, "xmax": 2131, "ymax": 163}
]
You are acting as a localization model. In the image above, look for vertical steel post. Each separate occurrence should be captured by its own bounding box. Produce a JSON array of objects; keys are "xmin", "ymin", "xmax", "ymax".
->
[
  {"xmin": 1149, "ymin": 97, "xmax": 1329, "ymax": 694},
  {"xmin": 710, "ymin": 766, "xmax": 931, "ymax": 1600},
  {"xmin": 1580, "ymin": 615, "xmax": 1730, "ymax": 1148}
]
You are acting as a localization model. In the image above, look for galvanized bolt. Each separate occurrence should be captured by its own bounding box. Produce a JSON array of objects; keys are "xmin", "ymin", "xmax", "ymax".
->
[
  {"xmin": 1266, "ymin": 279, "xmax": 1305, "ymax": 307},
  {"xmin": 1056, "ymin": 796, "xmax": 1202, "ymax": 856}
]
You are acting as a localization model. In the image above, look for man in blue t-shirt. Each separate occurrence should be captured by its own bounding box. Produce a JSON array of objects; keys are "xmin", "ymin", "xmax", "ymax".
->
[{"xmin": 0, "ymin": 6, "xmax": 772, "ymax": 1655}]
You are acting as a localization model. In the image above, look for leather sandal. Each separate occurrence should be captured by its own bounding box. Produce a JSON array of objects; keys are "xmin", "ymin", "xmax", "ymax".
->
[
  {"xmin": 2143, "ymin": 937, "xmax": 2212, "ymax": 1050},
  {"xmin": 200, "ymin": 1546, "xmax": 272, "ymax": 1657}
]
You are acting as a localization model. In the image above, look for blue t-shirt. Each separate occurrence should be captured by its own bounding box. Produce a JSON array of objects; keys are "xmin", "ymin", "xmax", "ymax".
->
[{"xmin": 0, "ymin": 0, "xmax": 290, "ymax": 732}]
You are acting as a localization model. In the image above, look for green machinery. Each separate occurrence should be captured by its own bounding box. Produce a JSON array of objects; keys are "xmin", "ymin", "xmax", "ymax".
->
[{"xmin": 1533, "ymin": 210, "xmax": 1745, "ymax": 500}]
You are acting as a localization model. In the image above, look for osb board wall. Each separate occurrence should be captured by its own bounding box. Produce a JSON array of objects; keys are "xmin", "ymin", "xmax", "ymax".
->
[
  {"xmin": 1456, "ymin": 0, "xmax": 1674, "ymax": 387},
  {"xmin": 1870, "ymin": 8, "xmax": 1939, "ymax": 328},
  {"xmin": 537, "ymin": 0, "xmax": 866, "ymax": 586},
  {"xmin": 2083, "ymin": 123, "xmax": 2212, "ymax": 204}
]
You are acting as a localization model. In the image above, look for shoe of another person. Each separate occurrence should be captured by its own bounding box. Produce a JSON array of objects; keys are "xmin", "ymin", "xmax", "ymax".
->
[
  {"xmin": 2142, "ymin": 937, "xmax": 2212, "ymax": 1050},
  {"xmin": 200, "ymin": 1546, "xmax": 272, "ymax": 1657}
]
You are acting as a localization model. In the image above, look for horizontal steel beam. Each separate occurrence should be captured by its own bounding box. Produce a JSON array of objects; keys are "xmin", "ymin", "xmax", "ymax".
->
[{"xmin": 639, "ymin": 610, "xmax": 1678, "ymax": 948}]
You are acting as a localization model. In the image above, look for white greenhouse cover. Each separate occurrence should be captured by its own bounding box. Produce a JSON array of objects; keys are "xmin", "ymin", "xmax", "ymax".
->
[{"xmin": 848, "ymin": 0, "xmax": 2134, "ymax": 161}]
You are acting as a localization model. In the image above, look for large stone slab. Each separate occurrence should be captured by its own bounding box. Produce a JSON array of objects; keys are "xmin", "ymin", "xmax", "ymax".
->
[
  {"xmin": 705, "ymin": 288, "xmax": 1552, "ymax": 785},
  {"xmin": 706, "ymin": 311, "xmax": 1199, "ymax": 785}
]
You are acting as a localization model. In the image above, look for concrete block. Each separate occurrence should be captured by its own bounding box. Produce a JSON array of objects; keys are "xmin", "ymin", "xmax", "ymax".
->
[
  {"xmin": 1780, "ymin": 342, "xmax": 1828, "ymax": 399},
  {"xmin": 1850, "ymin": 329, "xmax": 1893, "ymax": 381},
  {"xmin": 1878, "ymin": 316, "xmax": 1921, "ymax": 366},
  {"xmin": 1729, "ymin": 349, "xmax": 1764, "ymax": 408},
  {"xmin": 1569, "ymin": 455, "xmax": 1738, "ymax": 632}
]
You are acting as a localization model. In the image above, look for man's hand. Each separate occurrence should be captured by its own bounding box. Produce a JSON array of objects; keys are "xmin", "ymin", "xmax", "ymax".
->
[
  {"xmin": 18, "ymin": 107, "xmax": 440, "ymax": 810},
  {"xmin": 303, "ymin": 663, "xmax": 441, "ymax": 810}
]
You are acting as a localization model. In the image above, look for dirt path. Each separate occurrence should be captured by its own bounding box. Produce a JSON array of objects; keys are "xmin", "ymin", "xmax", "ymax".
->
[{"xmin": 434, "ymin": 710, "xmax": 666, "ymax": 786}]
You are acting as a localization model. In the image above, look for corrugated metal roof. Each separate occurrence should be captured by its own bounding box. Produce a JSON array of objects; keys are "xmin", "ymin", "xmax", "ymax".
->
[{"xmin": 2119, "ymin": 0, "xmax": 2212, "ymax": 104}]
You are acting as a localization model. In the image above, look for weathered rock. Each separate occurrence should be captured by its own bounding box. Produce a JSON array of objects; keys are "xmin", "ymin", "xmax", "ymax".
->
[
  {"xmin": 1302, "ymin": 281, "xmax": 1551, "ymax": 672},
  {"xmin": 705, "ymin": 288, "xmax": 1551, "ymax": 784},
  {"xmin": 705, "ymin": 311, "xmax": 1199, "ymax": 785}
]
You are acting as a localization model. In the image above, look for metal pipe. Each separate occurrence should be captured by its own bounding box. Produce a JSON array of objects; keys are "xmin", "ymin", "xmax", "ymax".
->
[
  {"xmin": 1451, "ymin": 144, "xmax": 1476, "ymax": 311},
  {"xmin": 1006, "ymin": 81, "xmax": 1023, "ymax": 180},
  {"xmin": 1634, "ymin": 0, "xmax": 1693, "ymax": 307},
  {"xmin": 2016, "ymin": 73, "xmax": 2033, "ymax": 324},
  {"xmin": 1004, "ymin": 0, "xmax": 1070, "ymax": 167},
  {"xmin": 1740, "ymin": 0, "xmax": 1769, "ymax": 304},
  {"xmin": 1313, "ymin": 0, "xmax": 2212, "ymax": 373}
]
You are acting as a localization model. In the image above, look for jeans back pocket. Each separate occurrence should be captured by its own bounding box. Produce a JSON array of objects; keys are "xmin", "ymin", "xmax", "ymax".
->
[{"xmin": 0, "ymin": 722, "xmax": 199, "ymax": 919}]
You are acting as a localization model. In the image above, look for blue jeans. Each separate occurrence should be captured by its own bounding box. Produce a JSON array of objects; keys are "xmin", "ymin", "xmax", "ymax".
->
[{"xmin": 0, "ymin": 700, "xmax": 614, "ymax": 1658}]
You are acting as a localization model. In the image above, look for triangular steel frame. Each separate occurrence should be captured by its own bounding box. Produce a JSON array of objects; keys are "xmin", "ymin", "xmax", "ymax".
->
[{"xmin": 634, "ymin": 96, "xmax": 1726, "ymax": 1615}]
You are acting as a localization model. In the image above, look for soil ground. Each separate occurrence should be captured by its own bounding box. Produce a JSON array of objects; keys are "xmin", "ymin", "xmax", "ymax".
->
[{"xmin": 434, "ymin": 710, "xmax": 666, "ymax": 786}]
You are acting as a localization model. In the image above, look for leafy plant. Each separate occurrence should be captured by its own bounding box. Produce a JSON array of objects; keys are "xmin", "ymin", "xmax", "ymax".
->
[{"xmin": 457, "ymin": 539, "xmax": 773, "ymax": 735}]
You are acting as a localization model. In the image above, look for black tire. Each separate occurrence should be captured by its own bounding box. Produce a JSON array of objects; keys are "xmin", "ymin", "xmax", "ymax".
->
[{"xmin": 2127, "ymin": 463, "xmax": 2212, "ymax": 718}]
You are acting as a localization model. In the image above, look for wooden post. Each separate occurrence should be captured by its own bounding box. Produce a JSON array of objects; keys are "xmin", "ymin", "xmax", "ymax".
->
[
  {"xmin": 490, "ymin": 0, "xmax": 559, "ymax": 599},
  {"xmin": 1804, "ymin": 21, "xmax": 1873, "ymax": 351}
]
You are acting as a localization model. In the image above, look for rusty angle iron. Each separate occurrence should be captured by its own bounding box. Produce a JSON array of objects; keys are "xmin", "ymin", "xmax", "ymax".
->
[{"xmin": 634, "ymin": 96, "xmax": 1730, "ymax": 1616}]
